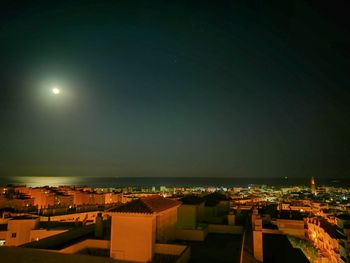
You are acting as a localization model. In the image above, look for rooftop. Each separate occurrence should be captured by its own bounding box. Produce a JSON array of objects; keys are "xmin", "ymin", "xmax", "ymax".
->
[
  {"xmin": 0, "ymin": 247, "xmax": 119, "ymax": 263},
  {"xmin": 276, "ymin": 211, "xmax": 306, "ymax": 220},
  {"xmin": 175, "ymin": 233, "xmax": 242, "ymax": 263},
  {"xmin": 319, "ymin": 218, "xmax": 346, "ymax": 240},
  {"xmin": 180, "ymin": 195, "xmax": 204, "ymax": 205},
  {"xmin": 109, "ymin": 195, "xmax": 180, "ymax": 214},
  {"xmin": 263, "ymin": 234, "xmax": 309, "ymax": 263},
  {"xmin": 10, "ymin": 215, "xmax": 39, "ymax": 220},
  {"xmin": 23, "ymin": 224, "xmax": 95, "ymax": 250},
  {"xmin": 336, "ymin": 214, "xmax": 350, "ymax": 221}
]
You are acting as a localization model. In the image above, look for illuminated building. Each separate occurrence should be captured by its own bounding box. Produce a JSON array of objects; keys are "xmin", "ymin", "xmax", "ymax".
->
[
  {"xmin": 104, "ymin": 192, "xmax": 123, "ymax": 204},
  {"xmin": 311, "ymin": 176, "xmax": 316, "ymax": 195},
  {"xmin": 177, "ymin": 195, "xmax": 205, "ymax": 229},
  {"xmin": 306, "ymin": 217, "xmax": 347, "ymax": 263},
  {"xmin": 108, "ymin": 195, "xmax": 182, "ymax": 262},
  {"xmin": 336, "ymin": 214, "xmax": 350, "ymax": 262},
  {"xmin": 73, "ymin": 191, "xmax": 103, "ymax": 206},
  {"xmin": 0, "ymin": 215, "xmax": 66, "ymax": 246}
]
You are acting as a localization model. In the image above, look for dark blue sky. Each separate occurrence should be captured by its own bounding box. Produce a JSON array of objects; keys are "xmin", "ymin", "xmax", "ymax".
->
[{"xmin": 1, "ymin": 0, "xmax": 350, "ymax": 179}]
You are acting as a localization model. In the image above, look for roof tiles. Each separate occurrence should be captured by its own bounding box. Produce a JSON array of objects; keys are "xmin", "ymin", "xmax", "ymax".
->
[{"xmin": 110, "ymin": 195, "xmax": 180, "ymax": 214}]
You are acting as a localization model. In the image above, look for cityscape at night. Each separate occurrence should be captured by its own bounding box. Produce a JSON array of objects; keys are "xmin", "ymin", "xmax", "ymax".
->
[{"xmin": 1, "ymin": 1, "xmax": 350, "ymax": 262}]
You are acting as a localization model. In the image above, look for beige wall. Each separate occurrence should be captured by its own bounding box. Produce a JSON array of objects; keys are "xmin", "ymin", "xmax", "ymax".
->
[
  {"xmin": 104, "ymin": 193, "xmax": 123, "ymax": 204},
  {"xmin": 29, "ymin": 229, "xmax": 67, "ymax": 242},
  {"xmin": 0, "ymin": 231, "xmax": 7, "ymax": 241},
  {"xmin": 207, "ymin": 224, "xmax": 243, "ymax": 234},
  {"xmin": 156, "ymin": 207, "xmax": 178, "ymax": 242},
  {"xmin": 5, "ymin": 218, "xmax": 39, "ymax": 246},
  {"xmin": 109, "ymin": 205, "xmax": 179, "ymax": 262},
  {"xmin": 177, "ymin": 205, "xmax": 197, "ymax": 229},
  {"xmin": 154, "ymin": 243, "xmax": 187, "ymax": 255},
  {"xmin": 276, "ymin": 219, "xmax": 305, "ymax": 238},
  {"xmin": 0, "ymin": 197, "xmax": 34, "ymax": 210},
  {"xmin": 40, "ymin": 211, "xmax": 99, "ymax": 223},
  {"xmin": 73, "ymin": 192, "xmax": 104, "ymax": 206},
  {"xmin": 228, "ymin": 214, "xmax": 235, "ymax": 225},
  {"xmin": 253, "ymin": 230, "xmax": 263, "ymax": 262},
  {"xmin": 155, "ymin": 243, "xmax": 190, "ymax": 263},
  {"xmin": 110, "ymin": 213, "xmax": 156, "ymax": 262},
  {"xmin": 60, "ymin": 239, "xmax": 109, "ymax": 254},
  {"xmin": 175, "ymin": 227, "xmax": 208, "ymax": 241},
  {"xmin": 30, "ymin": 189, "xmax": 55, "ymax": 208}
]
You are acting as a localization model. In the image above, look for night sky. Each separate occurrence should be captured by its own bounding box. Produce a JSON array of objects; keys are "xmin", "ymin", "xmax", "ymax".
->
[{"xmin": 1, "ymin": 0, "xmax": 350, "ymax": 179}]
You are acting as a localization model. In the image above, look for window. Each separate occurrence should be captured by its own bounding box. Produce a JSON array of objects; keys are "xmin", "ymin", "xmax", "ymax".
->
[{"xmin": 11, "ymin": 233, "xmax": 16, "ymax": 238}]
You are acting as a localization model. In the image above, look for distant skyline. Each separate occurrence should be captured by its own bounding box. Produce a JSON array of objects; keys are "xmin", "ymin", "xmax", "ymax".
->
[
  {"xmin": 1, "ymin": 1, "xmax": 350, "ymax": 179},
  {"xmin": 3, "ymin": 175, "xmax": 349, "ymax": 188}
]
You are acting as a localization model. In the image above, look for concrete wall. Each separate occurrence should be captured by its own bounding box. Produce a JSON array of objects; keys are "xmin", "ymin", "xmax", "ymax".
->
[
  {"xmin": 0, "ymin": 231, "xmax": 7, "ymax": 242},
  {"xmin": 29, "ymin": 229, "xmax": 66, "ymax": 242},
  {"xmin": 217, "ymin": 201, "xmax": 230, "ymax": 216},
  {"xmin": 104, "ymin": 193, "xmax": 123, "ymax": 204},
  {"xmin": 262, "ymin": 229, "xmax": 282, "ymax": 235},
  {"xmin": 156, "ymin": 206, "xmax": 178, "ymax": 242},
  {"xmin": 24, "ymin": 224, "xmax": 95, "ymax": 249},
  {"xmin": 276, "ymin": 219, "xmax": 305, "ymax": 238},
  {"xmin": 0, "ymin": 197, "xmax": 34, "ymax": 210},
  {"xmin": 40, "ymin": 211, "xmax": 99, "ymax": 223},
  {"xmin": 110, "ymin": 213, "xmax": 156, "ymax": 262},
  {"xmin": 177, "ymin": 205, "xmax": 197, "ymax": 229},
  {"xmin": 6, "ymin": 218, "xmax": 39, "ymax": 246},
  {"xmin": 30, "ymin": 189, "xmax": 55, "ymax": 208},
  {"xmin": 280, "ymin": 228, "xmax": 305, "ymax": 238},
  {"xmin": 207, "ymin": 224, "xmax": 243, "ymax": 234},
  {"xmin": 59, "ymin": 239, "xmax": 109, "ymax": 254},
  {"xmin": 202, "ymin": 206, "xmax": 218, "ymax": 221},
  {"xmin": 155, "ymin": 243, "xmax": 190, "ymax": 263},
  {"xmin": 176, "ymin": 226, "xmax": 208, "ymax": 241},
  {"xmin": 253, "ymin": 230, "xmax": 263, "ymax": 262},
  {"xmin": 228, "ymin": 214, "xmax": 235, "ymax": 225},
  {"xmin": 154, "ymin": 243, "xmax": 187, "ymax": 255},
  {"xmin": 176, "ymin": 246, "xmax": 191, "ymax": 263}
]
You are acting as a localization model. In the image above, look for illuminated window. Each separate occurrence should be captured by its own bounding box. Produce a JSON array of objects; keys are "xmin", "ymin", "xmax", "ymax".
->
[{"xmin": 0, "ymin": 240, "xmax": 6, "ymax": 246}]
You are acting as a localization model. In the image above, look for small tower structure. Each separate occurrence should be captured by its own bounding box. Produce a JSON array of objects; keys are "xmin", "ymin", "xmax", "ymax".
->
[{"xmin": 311, "ymin": 176, "xmax": 316, "ymax": 195}]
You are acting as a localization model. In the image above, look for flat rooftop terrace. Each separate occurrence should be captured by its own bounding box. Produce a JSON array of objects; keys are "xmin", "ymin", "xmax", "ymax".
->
[
  {"xmin": 176, "ymin": 233, "xmax": 242, "ymax": 263},
  {"xmin": 0, "ymin": 247, "xmax": 119, "ymax": 263}
]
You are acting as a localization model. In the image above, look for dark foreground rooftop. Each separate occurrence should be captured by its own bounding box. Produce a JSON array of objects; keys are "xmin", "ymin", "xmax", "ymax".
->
[
  {"xmin": 109, "ymin": 195, "xmax": 180, "ymax": 214},
  {"xmin": 263, "ymin": 234, "xmax": 309, "ymax": 263},
  {"xmin": 0, "ymin": 247, "xmax": 119, "ymax": 263},
  {"xmin": 177, "ymin": 233, "xmax": 242, "ymax": 263}
]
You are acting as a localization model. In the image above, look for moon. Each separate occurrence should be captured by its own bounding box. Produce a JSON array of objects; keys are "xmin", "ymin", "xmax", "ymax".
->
[{"xmin": 52, "ymin": 87, "xmax": 61, "ymax": 95}]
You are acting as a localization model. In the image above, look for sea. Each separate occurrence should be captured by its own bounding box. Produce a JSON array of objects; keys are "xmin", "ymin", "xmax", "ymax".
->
[{"xmin": 1, "ymin": 176, "xmax": 349, "ymax": 188}]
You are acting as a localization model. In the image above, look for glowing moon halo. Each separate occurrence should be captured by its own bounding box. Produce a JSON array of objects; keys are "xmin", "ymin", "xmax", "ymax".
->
[{"xmin": 52, "ymin": 87, "xmax": 61, "ymax": 95}]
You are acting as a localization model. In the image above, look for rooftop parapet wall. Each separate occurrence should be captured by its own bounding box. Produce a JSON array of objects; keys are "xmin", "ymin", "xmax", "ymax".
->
[
  {"xmin": 155, "ymin": 243, "xmax": 190, "ymax": 263},
  {"xmin": 59, "ymin": 239, "xmax": 110, "ymax": 254}
]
